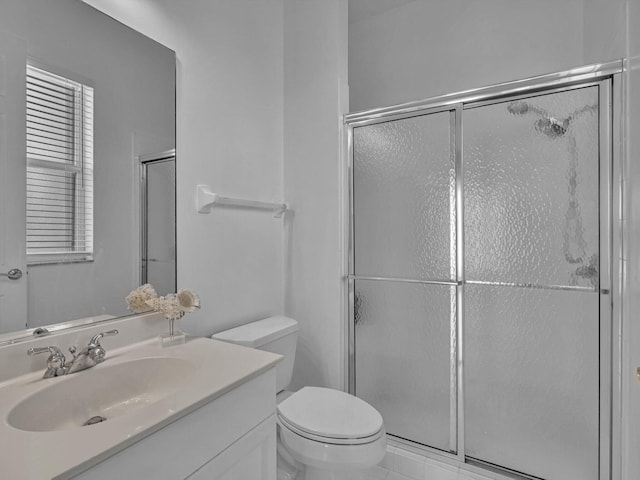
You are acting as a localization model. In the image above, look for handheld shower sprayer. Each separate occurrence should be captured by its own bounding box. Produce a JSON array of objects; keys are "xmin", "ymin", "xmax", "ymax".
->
[{"xmin": 505, "ymin": 98, "xmax": 599, "ymax": 286}]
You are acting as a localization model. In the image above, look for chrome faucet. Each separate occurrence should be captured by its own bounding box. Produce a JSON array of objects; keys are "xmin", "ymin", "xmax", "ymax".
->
[
  {"xmin": 67, "ymin": 330, "xmax": 119, "ymax": 374},
  {"xmin": 27, "ymin": 329, "xmax": 119, "ymax": 378},
  {"xmin": 27, "ymin": 345, "xmax": 68, "ymax": 378}
]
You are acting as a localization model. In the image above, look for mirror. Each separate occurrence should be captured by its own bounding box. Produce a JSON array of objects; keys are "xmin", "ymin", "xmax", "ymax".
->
[{"xmin": 0, "ymin": 0, "xmax": 176, "ymax": 339}]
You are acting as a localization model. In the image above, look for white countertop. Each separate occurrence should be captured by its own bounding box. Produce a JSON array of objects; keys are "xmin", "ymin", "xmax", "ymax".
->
[{"xmin": 0, "ymin": 336, "xmax": 281, "ymax": 479}]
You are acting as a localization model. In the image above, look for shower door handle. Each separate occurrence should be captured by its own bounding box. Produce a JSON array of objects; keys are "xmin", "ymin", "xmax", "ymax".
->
[{"xmin": 353, "ymin": 291, "xmax": 361, "ymax": 325}]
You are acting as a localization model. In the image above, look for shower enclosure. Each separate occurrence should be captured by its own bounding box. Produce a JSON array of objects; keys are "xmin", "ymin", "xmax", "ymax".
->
[{"xmin": 346, "ymin": 63, "xmax": 622, "ymax": 480}]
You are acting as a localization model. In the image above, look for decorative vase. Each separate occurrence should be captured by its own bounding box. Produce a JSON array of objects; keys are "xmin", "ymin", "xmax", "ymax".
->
[{"xmin": 158, "ymin": 318, "xmax": 186, "ymax": 347}]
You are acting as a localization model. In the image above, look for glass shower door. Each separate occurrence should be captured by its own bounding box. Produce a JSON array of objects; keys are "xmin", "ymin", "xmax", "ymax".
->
[
  {"xmin": 348, "ymin": 72, "xmax": 613, "ymax": 480},
  {"xmin": 352, "ymin": 110, "xmax": 458, "ymax": 452},
  {"xmin": 463, "ymin": 85, "xmax": 603, "ymax": 479}
]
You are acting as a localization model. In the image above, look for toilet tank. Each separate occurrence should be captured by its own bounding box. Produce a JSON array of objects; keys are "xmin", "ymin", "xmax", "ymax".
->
[{"xmin": 211, "ymin": 316, "xmax": 298, "ymax": 393}]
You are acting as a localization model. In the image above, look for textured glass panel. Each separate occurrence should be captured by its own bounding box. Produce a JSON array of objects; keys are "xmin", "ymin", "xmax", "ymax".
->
[
  {"xmin": 465, "ymin": 284, "xmax": 599, "ymax": 479},
  {"xmin": 353, "ymin": 112, "xmax": 455, "ymax": 280},
  {"xmin": 146, "ymin": 160, "xmax": 176, "ymax": 296},
  {"xmin": 464, "ymin": 87, "xmax": 599, "ymax": 288},
  {"xmin": 355, "ymin": 280, "xmax": 454, "ymax": 451}
]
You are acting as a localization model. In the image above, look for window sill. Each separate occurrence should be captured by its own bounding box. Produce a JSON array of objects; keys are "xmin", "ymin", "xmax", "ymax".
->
[{"xmin": 27, "ymin": 254, "xmax": 94, "ymax": 266}]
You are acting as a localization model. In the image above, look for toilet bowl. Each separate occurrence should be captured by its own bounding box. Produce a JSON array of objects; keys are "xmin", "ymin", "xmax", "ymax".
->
[
  {"xmin": 212, "ymin": 316, "xmax": 386, "ymax": 480},
  {"xmin": 277, "ymin": 386, "xmax": 386, "ymax": 480}
]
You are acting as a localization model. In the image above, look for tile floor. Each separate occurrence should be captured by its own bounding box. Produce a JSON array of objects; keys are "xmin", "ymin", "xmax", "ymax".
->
[{"xmin": 363, "ymin": 445, "xmax": 497, "ymax": 480}]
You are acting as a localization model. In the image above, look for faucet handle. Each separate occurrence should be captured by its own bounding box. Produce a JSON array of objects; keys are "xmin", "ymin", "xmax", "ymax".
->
[
  {"xmin": 87, "ymin": 330, "xmax": 118, "ymax": 365},
  {"xmin": 28, "ymin": 346, "xmax": 50, "ymax": 356},
  {"xmin": 27, "ymin": 346, "xmax": 67, "ymax": 377},
  {"xmin": 27, "ymin": 345, "xmax": 65, "ymax": 359},
  {"xmin": 89, "ymin": 329, "xmax": 119, "ymax": 347}
]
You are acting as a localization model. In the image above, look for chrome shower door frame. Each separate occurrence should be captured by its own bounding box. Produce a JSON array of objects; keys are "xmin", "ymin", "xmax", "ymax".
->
[{"xmin": 345, "ymin": 61, "xmax": 622, "ymax": 480}]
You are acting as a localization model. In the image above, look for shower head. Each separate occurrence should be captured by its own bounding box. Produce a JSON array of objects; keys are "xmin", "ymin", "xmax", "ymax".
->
[
  {"xmin": 506, "ymin": 100, "xmax": 568, "ymax": 139},
  {"xmin": 534, "ymin": 116, "xmax": 568, "ymax": 139},
  {"xmin": 506, "ymin": 100, "xmax": 597, "ymax": 140}
]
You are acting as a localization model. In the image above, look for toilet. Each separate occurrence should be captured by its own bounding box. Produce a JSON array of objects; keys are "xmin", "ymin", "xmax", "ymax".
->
[{"xmin": 212, "ymin": 316, "xmax": 386, "ymax": 480}]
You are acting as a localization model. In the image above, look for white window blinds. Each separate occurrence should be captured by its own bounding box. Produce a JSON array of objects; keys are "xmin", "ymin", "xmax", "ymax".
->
[{"xmin": 26, "ymin": 65, "xmax": 94, "ymax": 263}]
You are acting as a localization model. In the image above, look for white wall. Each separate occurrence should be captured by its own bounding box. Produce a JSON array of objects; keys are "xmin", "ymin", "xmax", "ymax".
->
[
  {"xmin": 583, "ymin": 0, "xmax": 627, "ymax": 65},
  {"xmin": 623, "ymin": 1, "xmax": 640, "ymax": 478},
  {"xmin": 0, "ymin": 0, "xmax": 175, "ymax": 327},
  {"xmin": 283, "ymin": 0, "xmax": 349, "ymax": 390},
  {"xmin": 349, "ymin": 0, "xmax": 584, "ymax": 111},
  {"xmin": 83, "ymin": 0, "xmax": 286, "ymax": 337}
]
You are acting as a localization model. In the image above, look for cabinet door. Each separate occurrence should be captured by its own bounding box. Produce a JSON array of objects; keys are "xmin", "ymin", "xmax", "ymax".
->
[{"xmin": 187, "ymin": 415, "xmax": 276, "ymax": 480}]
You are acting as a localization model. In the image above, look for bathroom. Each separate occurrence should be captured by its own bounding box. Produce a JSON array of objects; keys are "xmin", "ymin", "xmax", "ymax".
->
[{"xmin": 0, "ymin": 0, "xmax": 638, "ymax": 479}]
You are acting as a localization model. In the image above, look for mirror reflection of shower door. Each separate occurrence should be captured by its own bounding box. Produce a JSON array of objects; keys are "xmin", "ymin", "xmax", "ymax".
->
[
  {"xmin": 352, "ymin": 110, "xmax": 458, "ymax": 453},
  {"xmin": 463, "ymin": 85, "xmax": 605, "ymax": 480},
  {"xmin": 141, "ymin": 153, "xmax": 176, "ymax": 296}
]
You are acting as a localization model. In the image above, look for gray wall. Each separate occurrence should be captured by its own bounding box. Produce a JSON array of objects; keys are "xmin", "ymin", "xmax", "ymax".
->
[{"xmin": 349, "ymin": 0, "xmax": 585, "ymax": 111}]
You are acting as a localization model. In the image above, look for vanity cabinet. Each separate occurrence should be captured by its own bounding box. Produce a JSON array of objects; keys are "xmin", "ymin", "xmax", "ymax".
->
[
  {"xmin": 70, "ymin": 369, "xmax": 277, "ymax": 480},
  {"xmin": 187, "ymin": 415, "xmax": 275, "ymax": 479}
]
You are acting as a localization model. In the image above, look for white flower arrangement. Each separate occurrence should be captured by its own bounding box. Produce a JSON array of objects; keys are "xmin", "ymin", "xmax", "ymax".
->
[
  {"xmin": 146, "ymin": 294, "xmax": 184, "ymax": 321},
  {"xmin": 177, "ymin": 288, "xmax": 200, "ymax": 313},
  {"xmin": 126, "ymin": 284, "xmax": 200, "ymax": 321},
  {"xmin": 125, "ymin": 283, "xmax": 158, "ymax": 313},
  {"xmin": 127, "ymin": 285, "xmax": 200, "ymax": 346},
  {"xmin": 149, "ymin": 289, "xmax": 200, "ymax": 320}
]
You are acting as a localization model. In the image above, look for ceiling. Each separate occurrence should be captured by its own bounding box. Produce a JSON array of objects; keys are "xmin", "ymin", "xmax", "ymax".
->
[{"xmin": 349, "ymin": 0, "xmax": 418, "ymax": 24}]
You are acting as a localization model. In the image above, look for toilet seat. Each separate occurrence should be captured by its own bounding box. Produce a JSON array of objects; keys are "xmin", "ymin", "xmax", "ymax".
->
[
  {"xmin": 277, "ymin": 387, "xmax": 384, "ymax": 445},
  {"xmin": 278, "ymin": 414, "xmax": 385, "ymax": 445},
  {"xmin": 278, "ymin": 420, "xmax": 387, "ymax": 471}
]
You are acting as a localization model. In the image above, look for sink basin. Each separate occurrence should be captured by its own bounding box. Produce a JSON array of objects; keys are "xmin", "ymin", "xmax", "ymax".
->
[{"xmin": 7, "ymin": 356, "xmax": 196, "ymax": 432}]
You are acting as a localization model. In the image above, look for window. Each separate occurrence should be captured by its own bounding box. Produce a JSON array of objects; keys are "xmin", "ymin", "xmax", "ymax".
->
[{"xmin": 26, "ymin": 65, "xmax": 93, "ymax": 264}]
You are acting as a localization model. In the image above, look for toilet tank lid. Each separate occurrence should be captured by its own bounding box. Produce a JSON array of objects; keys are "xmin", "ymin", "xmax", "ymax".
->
[{"xmin": 211, "ymin": 316, "xmax": 299, "ymax": 348}]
